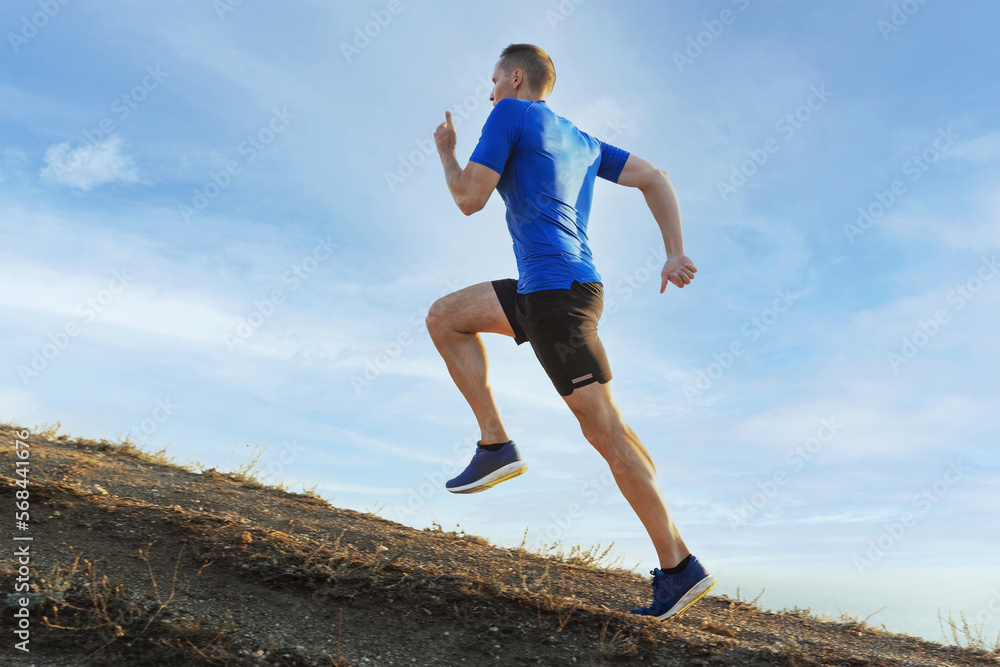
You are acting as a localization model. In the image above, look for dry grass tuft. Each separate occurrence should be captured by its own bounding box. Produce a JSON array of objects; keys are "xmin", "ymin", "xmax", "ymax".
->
[{"xmin": 939, "ymin": 608, "xmax": 1000, "ymax": 653}]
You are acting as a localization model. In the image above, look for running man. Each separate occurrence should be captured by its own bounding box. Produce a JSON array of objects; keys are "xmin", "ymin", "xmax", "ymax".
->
[{"xmin": 427, "ymin": 44, "xmax": 715, "ymax": 620}]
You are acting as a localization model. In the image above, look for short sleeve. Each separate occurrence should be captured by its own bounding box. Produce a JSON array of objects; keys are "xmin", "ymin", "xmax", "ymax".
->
[
  {"xmin": 596, "ymin": 140, "xmax": 630, "ymax": 182},
  {"xmin": 468, "ymin": 99, "xmax": 525, "ymax": 176}
]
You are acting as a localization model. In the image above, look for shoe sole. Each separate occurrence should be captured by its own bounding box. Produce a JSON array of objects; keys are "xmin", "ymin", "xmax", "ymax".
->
[
  {"xmin": 653, "ymin": 575, "xmax": 717, "ymax": 621},
  {"xmin": 446, "ymin": 461, "xmax": 528, "ymax": 494}
]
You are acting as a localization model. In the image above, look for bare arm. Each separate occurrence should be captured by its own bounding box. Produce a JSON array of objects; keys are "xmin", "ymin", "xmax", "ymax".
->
[
  {"xmin": 434, "ymin": 111, "xmax": 500, "ymax": 215},
  {"xmin": 616, "ymin": 154, "xmax": 697, "ymax": 292}
]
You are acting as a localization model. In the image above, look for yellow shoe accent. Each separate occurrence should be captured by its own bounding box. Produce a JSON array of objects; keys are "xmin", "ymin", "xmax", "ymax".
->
[
  {"xmin": 470, "ymin": 464, "xmax": 528, "ymax": 492},
  {"xmin": 664, "ymin": 578, "xmax": 717, "ymax": 620}
]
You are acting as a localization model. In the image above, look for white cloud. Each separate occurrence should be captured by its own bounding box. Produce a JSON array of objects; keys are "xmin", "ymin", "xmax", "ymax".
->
[
  {"xmin": 0, "ymin": 260, "xmax": 231, "ymax": 346},
  {"xmin": 40, "ymin": 135, "xmax": 139, "ymax": 191},
  {"xmin": 950, "ymin": 130, "xmax": 1000, "ymax": 163}
]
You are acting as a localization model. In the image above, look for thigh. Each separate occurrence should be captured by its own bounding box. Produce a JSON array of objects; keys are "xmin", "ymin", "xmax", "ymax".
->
[{"xmin": 428, "ymin": 281, "xmax": 517, "ymax": 338}]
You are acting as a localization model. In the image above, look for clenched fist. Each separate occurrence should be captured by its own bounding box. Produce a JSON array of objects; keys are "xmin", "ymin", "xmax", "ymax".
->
[{"xmin": 661, "ymin": 253, "xmax": 697, "ymax": 292}]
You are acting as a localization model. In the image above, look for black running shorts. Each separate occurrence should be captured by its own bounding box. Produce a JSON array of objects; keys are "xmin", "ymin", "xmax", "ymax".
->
[{"xmin": 491, "ymin": 278, "xmax": 613, "ymax": 396}]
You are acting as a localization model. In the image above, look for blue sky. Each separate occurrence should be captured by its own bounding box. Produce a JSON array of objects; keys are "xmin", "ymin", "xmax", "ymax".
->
[{"xmin": 2, "ymin": 0, "xmax": 998, "ymax": 644}]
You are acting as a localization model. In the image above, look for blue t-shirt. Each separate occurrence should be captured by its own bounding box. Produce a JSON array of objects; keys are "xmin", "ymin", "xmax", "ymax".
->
[{"xmin": 468, "ymin": 98, "xmax": 630, "ymax": 294}]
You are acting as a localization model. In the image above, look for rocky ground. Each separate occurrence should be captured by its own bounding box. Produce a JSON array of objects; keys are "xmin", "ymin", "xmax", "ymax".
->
[{"xmin": 1, "ymin": 422, "xmax": 997, "ymax": 666}]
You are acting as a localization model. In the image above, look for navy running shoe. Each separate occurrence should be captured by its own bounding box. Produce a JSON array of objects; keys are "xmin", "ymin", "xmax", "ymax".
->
[
  {"xmin": 630, "ymin": 554, "xmax": 717, "ymax": 620},
  {"xmin": 446, "ymin": 441, "xmax": 527, "ymax": 494}
]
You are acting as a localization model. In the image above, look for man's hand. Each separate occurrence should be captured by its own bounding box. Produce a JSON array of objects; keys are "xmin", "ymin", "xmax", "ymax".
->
[
  {"xmin": 660, "ymin": 253, "xmax": 697, "ymax": 293},
  {"xmin": 434, "ymin": 109, "xmax": 500, "ymax": 215},
  {"xmin": 434, "ymin": 111, "xmax": 457, "ymax": 154},
  {"xmin": 618, "ymin": 156, "xmax": 692, "ymax": 292}
]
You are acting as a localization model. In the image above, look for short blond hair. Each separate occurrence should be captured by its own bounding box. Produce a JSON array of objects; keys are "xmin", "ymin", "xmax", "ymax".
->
[{"xmin": 499, "ymin": 44, "xmax": 556, "ymax": 96}]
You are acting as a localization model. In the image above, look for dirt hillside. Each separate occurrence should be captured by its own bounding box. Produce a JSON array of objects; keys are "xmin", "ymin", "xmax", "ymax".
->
[{"xmin": 1, "ymin": 422, "xmax": 997, "ymax": 666}]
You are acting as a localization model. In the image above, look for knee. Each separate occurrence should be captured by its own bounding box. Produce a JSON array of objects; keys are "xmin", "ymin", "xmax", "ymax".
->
[
  {"xmin": 425, "ymin": 297, "xmax": 451, "ymax": 340},
  {"xmin": 580, "ymin": 414, "xmax": 642, "ymax": 471},
  {"xmin": 577, "ymin": 411, "xmax": 622, "ymax": 453}
]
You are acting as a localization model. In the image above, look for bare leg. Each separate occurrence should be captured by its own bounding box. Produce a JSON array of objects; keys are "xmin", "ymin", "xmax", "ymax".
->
[
  {"xmin": 562, "ymin": 380, "xmax": 689, "ymax": 569},
  {"xmin": 426, "ymin": 282, "xmax": 516, "ymax": 444}
]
